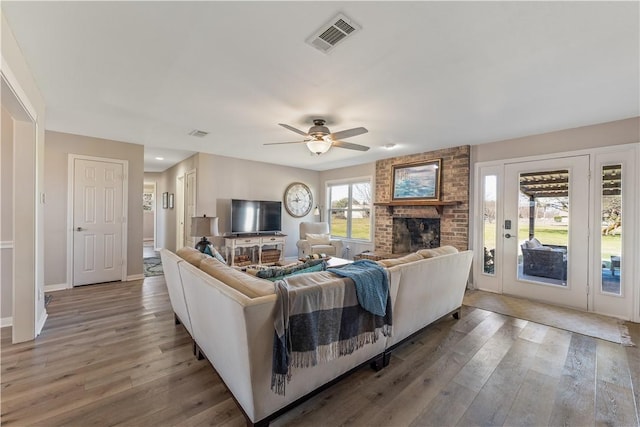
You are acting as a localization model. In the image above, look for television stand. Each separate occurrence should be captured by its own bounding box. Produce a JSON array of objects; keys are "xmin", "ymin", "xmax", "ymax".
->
[{"xmin": 224, "ymin": 234, "xmax": 286, "ymax": 267}]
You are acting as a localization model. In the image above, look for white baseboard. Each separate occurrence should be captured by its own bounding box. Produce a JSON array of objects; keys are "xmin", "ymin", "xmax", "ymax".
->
[
  {"xmin": 36, "ymin": 310, "xmax": 48, "ymax": 336},
  {"xmin": 127, "ymin": 274, "xmax": 145, "ymax": 281},
  {"xmin": 154, "ymin": 247, "xmax": 162, "ymax": 252},
  {"xmin": 1, "ymin": 317, "xmax": 12, "ymax": 327},
  {"xmin": 45, "ymin": 283, "xmax": 69, "ymax": 292}
]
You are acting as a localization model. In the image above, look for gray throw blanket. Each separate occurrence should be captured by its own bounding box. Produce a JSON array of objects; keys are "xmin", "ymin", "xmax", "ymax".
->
[{"xmin": 272, "ymin": 271, "xmax": 392, "ymax": 395}]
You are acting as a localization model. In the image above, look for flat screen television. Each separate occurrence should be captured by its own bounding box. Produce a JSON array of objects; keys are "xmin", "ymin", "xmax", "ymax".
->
[{"xmin": 231, "ymin": 199, "xmax": 282, "ymax": 234}]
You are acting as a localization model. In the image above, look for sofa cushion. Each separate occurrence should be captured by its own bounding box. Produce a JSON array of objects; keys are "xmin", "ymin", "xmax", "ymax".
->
[
  {"xmin": 200, "ymin": 258, "xmax": 275, "ymax": 298},
  {"xmin": 176, "ymin": 247, "xmax": 208, "ymax": 267},
  {"xmin": 306, "ymin": 233, "xmax": 331, "ymax": 245},
  {"xmin": 377, "ymin": 253, "xmax": 422, "ymax": 267},
  {"xmin": 417, "ymin": 246, "xmax": 459, "ymax": 259}
]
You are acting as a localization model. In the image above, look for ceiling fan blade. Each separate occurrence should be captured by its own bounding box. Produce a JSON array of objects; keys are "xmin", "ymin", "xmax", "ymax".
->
[
  {"xmin": 278, "ymin": 123, "xmax": 309, "ymax": 137},
  {"xmin": 332, "ymin": 140, "xmax": 370, "ymax": 151},
  {"xmin": 263, "ymin": 140, "xmax": 306, "ymax": 146},
  {"xmin": 329, "ymin": 127, "xmax": 368, "ymax": 140}
]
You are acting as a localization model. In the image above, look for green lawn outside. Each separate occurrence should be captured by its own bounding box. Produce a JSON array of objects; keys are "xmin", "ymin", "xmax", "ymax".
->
[
  {"xmin": 483, "ymin": 222, "xmax": 621, "ymax": 261},
  {"xmin": 330, "ymin": 217, "xmax": 371, "ymax": 240}
]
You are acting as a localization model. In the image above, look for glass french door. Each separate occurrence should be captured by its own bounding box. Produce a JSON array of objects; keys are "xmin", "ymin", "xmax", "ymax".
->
[{"xmin": 502, "ymin": 156, "xmax": 590, "ymax": 310}]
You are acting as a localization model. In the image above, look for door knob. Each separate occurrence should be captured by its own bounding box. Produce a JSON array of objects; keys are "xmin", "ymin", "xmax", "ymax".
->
[
  {"xmin": 76, "ymin": 227, "xmax": 85, "ymax": 231},
  {"xmin": 504, "ymin": 233, "xmax": 512, "ymax": 238}
]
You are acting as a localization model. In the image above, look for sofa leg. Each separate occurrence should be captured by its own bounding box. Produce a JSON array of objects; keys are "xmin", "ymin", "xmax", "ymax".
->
[
  {"xmin": 195, "ymin": 344, "xmax": 204, "ymax": 360},
  {"xmin": 452, "ymin": 308, "xmax": 461, "ymax": 320},
  {"xmin": 370, "ymin": 352, "xmax": 390, "ymax": 372},
  {"xmin": 174, "ymin": 313, "xmax": 181, "ymax": 325}
]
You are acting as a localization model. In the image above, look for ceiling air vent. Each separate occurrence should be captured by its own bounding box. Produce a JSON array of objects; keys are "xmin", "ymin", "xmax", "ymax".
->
[
  {"xmin": 306, "ymin": 13, "xmax": 361, "ymax": 54},
  {"xmin": 188, "ymin": 129, "xmax": 209, "ymax": 137}
]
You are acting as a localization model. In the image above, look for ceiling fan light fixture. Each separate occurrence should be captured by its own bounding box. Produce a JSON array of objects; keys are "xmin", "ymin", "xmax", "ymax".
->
[{"xmin": 306, "ymin": 138, "xmax": 332, "ymax": 155}]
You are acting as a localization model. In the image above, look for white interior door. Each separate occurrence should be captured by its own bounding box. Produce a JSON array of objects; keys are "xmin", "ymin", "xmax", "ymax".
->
[
  {"xmin": 73, "ymin": 158, "xmax": 124, "ymax": 286},
  {"xmin": 503, "ymin": 156, "xmax": 589, "ymax": 310}
]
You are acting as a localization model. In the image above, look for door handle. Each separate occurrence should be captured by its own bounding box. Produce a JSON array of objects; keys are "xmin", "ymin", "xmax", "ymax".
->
[
  {"xmin": 76, "ymin": 227, "xmax": 85, "ymax": 232},
  {"xmin": 504, "ymin": 233, "xmax": 512, "ymax": 238}
]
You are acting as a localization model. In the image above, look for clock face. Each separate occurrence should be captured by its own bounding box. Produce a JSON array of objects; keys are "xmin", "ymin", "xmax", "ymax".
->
[{"xmin": 284, "ymin": 182, "xmax": 313, "ymax": 218}]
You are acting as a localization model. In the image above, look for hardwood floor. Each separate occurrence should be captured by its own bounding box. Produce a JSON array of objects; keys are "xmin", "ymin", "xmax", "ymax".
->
[{"xmin": 2, "ymin": 276, "xmax": 639, "ymax": 426}]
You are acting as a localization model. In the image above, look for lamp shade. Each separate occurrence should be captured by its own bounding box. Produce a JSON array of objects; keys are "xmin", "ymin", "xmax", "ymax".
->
[{"xmin": 191, "ymin": 216, "xmax": 219, "ymax": 237}]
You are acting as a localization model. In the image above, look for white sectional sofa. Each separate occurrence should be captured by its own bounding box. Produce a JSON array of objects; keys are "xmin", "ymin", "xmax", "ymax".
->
[{"xmin": 160, "ymin": 246, "xmax": 472, "ymax": 426}]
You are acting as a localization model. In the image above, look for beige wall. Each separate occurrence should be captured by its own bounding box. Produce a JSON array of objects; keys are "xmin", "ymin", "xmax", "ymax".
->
[
  {"xmin": 157, "ymin": 153, "xmax": 320, "ymax": 258},
  {"xmin": 472, "ymin": 117, "xmax": 640, "ymax": 163},
  {"xmin": 1, "ymin": 107, "xmax": 14, "ymax": 320},
  {"xmin": 2, "ymin": 11, "xmax": 47, "ymax": 341},
  {"xmin": 44, "ymin": 131, "xmax": 145, "ymax": 285}
]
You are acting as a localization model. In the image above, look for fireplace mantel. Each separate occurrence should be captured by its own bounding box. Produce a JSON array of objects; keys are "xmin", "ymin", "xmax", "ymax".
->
[{"xmin": 374, "ymin": 200, "xmax": 460, "ymax": 216}]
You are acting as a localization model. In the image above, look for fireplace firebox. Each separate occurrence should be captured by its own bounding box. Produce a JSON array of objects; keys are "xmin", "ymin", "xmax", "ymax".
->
[{"xmin": 392, "ymin": 218, "xmax": 440, "ymax": 254}]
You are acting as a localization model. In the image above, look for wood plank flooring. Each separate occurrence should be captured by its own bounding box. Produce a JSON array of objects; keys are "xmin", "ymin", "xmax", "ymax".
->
[{"xmin": 2, "ymin": 275, "xmax": 639, "ymax": 426}]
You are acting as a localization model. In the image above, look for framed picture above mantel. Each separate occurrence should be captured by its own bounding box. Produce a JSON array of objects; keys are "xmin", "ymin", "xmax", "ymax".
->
[{"xmin": 391, "ymin": 159, "xmax": 441, "ymax": 201}]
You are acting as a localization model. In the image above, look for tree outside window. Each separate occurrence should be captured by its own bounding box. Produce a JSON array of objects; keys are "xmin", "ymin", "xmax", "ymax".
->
[{"xmin": 327, "ymin": 181, "xmax": 371, "ymax": 240}]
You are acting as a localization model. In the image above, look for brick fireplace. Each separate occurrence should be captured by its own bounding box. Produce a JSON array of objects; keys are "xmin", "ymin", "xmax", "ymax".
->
[{"xmin": 375, "ymin": 145, "xmax": 470, "ymax": 253}]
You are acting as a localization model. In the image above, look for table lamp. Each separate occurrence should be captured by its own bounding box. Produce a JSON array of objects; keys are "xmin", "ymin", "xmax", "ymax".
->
[{"xmin": 191, "ymin": 215, "xmax": 219, "ymax": 253}]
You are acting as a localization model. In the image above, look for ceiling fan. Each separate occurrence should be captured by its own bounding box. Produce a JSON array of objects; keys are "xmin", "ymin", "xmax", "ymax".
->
[{"xmin": 265, "ymin": 119, "xmax": 369, "ymax": 155}]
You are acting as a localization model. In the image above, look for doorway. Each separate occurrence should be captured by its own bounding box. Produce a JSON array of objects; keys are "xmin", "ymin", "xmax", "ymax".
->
[
  {"xmin": 474, "ymin": 147, "xmax": 638, "ymax": 320},
  {"xmin": 69, "ymin": 155, "xmax": 128, "ymax": 286},
  {"xmin": 1, "ymin": 69, "xmax": 42, "ymax": 343},
  {"xmin": 143, "ymin": 181, "xmax": 157, "ymax": 251}
]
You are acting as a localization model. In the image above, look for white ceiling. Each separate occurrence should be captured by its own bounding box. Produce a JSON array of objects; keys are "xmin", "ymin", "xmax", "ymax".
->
[{"xmin": 2, "ymin": 1, "xmax": 638, "ymax": 172}]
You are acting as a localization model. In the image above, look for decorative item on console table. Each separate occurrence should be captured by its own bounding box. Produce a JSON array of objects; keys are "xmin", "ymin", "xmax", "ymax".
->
[
  {"xmin": 234, "ymin": 255, "xmax": 252, "ymax": 267},
  {"xmin": 261, "ymin": 249, "xmax": 281, "ymax": 264}
]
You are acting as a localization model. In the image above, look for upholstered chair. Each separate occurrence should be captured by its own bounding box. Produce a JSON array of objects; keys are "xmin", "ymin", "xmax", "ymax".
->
[{"xmin": 296, "ymin": 222, "xmax": 344, "ymax": 259}]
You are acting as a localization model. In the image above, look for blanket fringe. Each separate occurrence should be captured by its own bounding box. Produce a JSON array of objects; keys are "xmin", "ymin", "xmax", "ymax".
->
[{"xmin": 290, "ymin": 331, "xmax": 380, "ymax": 369}]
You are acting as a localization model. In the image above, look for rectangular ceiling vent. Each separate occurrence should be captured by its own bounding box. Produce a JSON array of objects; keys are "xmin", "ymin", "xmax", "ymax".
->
[
  {"xmin": 188, "ymin": 129, "xmax": 209, "ymax": 137},
  {"xmin": 306, "ymin": 13, "xmax": 361, "ymax": 54}
]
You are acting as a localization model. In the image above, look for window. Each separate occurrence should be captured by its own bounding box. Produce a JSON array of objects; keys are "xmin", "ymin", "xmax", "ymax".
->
[
  {"xmin": 600, "ymin": 164, "xmax": 622, "ymax": 295},
  {"xmin": 327, "ymin": 180, "xmax": 372, "ymax": 240},
  {"xmin": 482, "ymin": 175, "xmax": 497, "ymax": 275}
]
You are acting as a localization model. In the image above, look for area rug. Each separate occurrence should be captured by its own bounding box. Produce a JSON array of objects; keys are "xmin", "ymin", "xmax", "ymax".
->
[
  {"xmin": 463, "ymin": 290, "xmax": 634, "ymax": 346},
  {"xmin": 143, "ymin": 256, "xmax": 163, "ymax": 277}
]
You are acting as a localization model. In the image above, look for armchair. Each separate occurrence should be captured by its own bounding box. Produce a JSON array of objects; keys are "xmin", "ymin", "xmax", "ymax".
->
[
  {"xmin": 520, "ymin": 238, "xmax": 567, "ymax": 281},
  {"xmin": 296, "ymin": 222, "xmax": 344, "ymax": 259}
]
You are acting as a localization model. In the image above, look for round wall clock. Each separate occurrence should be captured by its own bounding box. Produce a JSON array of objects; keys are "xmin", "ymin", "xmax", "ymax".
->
[{"xmin": 283, "ymin": 182, "xmax": 313, "ymax": 218}]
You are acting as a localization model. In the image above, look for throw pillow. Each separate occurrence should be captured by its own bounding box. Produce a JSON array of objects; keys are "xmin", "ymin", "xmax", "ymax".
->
[
  {"xmin": 263, "ymin": 261, "xmax": 326, "ymax": 282},
  {"xmin": 525, "ymin": 238, "xmax": 543, "ymax": 249},
  {"xmin": 256, "ymin": 259, "xmax": 326, "ymax": 279},
  {"xmin": 204, "ymin": 244, "xmax": 227, "ymax": 264},
  {"xmin": 306, "ymin": 233, "xmax": 331, "ymax": 245}
]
